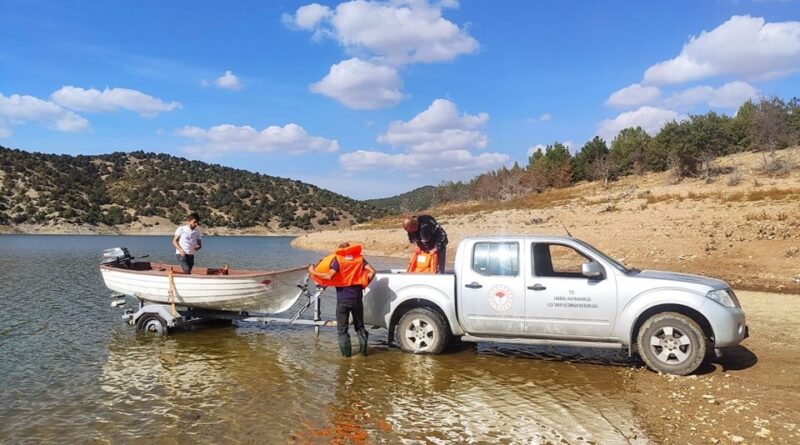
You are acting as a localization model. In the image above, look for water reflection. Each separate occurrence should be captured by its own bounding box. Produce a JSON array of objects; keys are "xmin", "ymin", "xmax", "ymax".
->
[{"xmin": 1, "ymin": 235, "xmax": 650, "ymax": 444}]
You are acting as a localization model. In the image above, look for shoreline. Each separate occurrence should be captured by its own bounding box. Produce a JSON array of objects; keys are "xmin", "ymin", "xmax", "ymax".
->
[{"xmin": 0, "ymin": 224, "xmax": 307, "ymax": 237}]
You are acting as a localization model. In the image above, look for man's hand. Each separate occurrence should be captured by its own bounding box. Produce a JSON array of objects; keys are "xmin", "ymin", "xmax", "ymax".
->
[
  {"xmin": 179, "ymin": 250, "xmax": 186, "ymax": 257},
  {"xmin": 430, "ymin": 247, "xmax": 438, "ymax": 255},
  {"xmin": 307, "ymin": 264, "xmax": 315, "ymax": 275}
]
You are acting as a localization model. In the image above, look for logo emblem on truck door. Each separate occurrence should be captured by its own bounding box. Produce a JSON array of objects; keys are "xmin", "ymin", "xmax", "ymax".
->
[{"xmin": 488, "ymin": 284, "xmax": 514, "ymax": 311}]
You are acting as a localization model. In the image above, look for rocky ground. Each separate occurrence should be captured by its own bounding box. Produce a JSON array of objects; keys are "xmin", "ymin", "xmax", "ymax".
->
[{"xmin": 624, "ymin": 290, "xmax": 800, "ymax": 444}]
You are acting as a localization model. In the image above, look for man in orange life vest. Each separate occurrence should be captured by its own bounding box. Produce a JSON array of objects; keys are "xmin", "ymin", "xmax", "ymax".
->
[
  {"xmin": 402, "ymin": 215, "xmax": 448, "ymax": 273},
  {"xmin": 308, "ymin": 242, "xmax": 376, "ymax": 357}
]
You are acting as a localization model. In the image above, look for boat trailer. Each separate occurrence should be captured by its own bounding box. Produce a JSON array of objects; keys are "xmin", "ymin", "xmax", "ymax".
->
[{"xmin": 111, "ymin": 279, "xmax": 334, "ymax": 336}]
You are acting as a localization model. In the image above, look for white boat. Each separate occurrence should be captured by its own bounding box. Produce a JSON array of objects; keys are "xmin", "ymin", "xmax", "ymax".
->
[{"xmin": 99, "ymin": 261, "xmax": 309, "ymax": 314}]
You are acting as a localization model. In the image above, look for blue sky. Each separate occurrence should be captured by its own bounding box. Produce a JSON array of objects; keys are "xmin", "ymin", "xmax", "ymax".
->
[{"xmin": 1, "ymin": 1, "xmax": 799, "ymax": 199}]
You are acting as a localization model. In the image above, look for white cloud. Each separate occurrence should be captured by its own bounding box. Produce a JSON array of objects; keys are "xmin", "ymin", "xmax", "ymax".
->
[
  {"xmin": 526, "ymin": 140, "xmax": 573, "ymax": 157},
  {"xmin": 286, "ymin": 0, "xmax": 478, "ymax": 66},
  {"xmin": 608, "ymin": 81, "xmax": 758, "ymax": 110},
  {"xmin": 643, "ymin": 15, "xmax": 800, "ymax": 85},
  {"xmin": 527, "ymin": 144, "xmax": 546, "ymax": 156},
  {"xmin": 287, "ymin": 1, "xmax": 477, "ymax": 109},
  {"xmin": 282, "ymin": 3, "xmax": 332, "ymax": 30},
  {"xmin": 597, "ymin": 106, "xmax": 682, "ymax": 142},
  {"xmin": 665, "ymin": 81, "xmax": 758, "ymax": 109},
  {"xmin": 606, "ymin": 83, "xmax": 662, "ymax": 108},
  {"xmin": 51, "ymin": 86, "xmax": 180, "ymax": 116},
  {"xmin": 0, "ymin": 92, "xmax": 89, "ymax": 136},
  {"xmin": 175, "ymin": 123, "xmax": 338, "ymax": 155},
  {"xmin": 378, "ymin": 98, "xmax": 489, "ymax": 151},
  {"xmin": 339, "ymin": 98, "xmax": 506, "ymax": 173},
  {"xmin": 525, "ymin": 113, "xmax": 552, "ymax": 124},
  {"xmin": 340, "ymin": 149, "xmax": 508, "ymax": 173},
  {"xmin": 215, "ymin": 70, "xmax": 244, "ymax": 90},
  {"xmin": 310, "ymin": 58, "xmax": 403, "ymax": 109}
]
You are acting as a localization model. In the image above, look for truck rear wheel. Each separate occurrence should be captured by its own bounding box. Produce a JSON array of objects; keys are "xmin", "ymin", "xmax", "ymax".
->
[
  {"xmin": 397, "ymin": 308, "xmax": 448, "ymax": 354},
  {"xmin": 637, "ymin": 312, "xmax": 706, "ymax": 375}
]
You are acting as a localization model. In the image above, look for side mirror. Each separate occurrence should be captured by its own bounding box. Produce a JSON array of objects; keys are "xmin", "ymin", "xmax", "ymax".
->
[{"xmin": 582, "ymin": 261, "xmax": 604, "ymax": 279}]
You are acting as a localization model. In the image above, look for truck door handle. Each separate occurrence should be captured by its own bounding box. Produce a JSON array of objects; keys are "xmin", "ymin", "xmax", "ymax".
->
[
  {"xmin": 528, "ymin": 284, "xmax": 546, "ymax": 291},
  {"xmin": 465, "ymin": 282, "xmax": 483, "ymax": 289}
]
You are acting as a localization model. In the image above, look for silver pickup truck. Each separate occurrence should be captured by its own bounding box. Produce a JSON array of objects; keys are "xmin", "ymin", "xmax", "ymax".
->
[{"xmin": 363, "ymin": 236, "xmax": 748, "ymax": 375}]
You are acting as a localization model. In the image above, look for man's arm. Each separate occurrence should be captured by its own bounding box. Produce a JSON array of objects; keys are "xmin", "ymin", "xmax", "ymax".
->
[
  {"xmin": 173, "ymin": 233, "xmax": 185, "ymax": 257},
  {"xmin": 307, "ymin": 265, "xmax": 336, "ymax": 279},
  {"xmin": 195, "ymin": 239, "xmax": 202, "ymax": 251},
  {"xmin": 308, "ymin": 258, "xmax": 338, "ymax": 280},
  {"xmin": 365, "ymin": 263, "xmax": 377, "ymax": 281},
  {"xmin": 435, "ymin": 225, "xmax": 448, "ymax": 252}
]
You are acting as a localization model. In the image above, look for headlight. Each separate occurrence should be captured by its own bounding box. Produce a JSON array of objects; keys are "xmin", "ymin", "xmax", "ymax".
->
[{"xmin": 706, "ymin": 289, "xmax": 739, "ymax": 308}]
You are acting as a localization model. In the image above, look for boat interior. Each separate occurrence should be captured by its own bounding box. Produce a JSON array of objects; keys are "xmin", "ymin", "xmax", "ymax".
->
[{"xmin": 101, "ymin": 261, "xmax": 268, "ymax": 277}]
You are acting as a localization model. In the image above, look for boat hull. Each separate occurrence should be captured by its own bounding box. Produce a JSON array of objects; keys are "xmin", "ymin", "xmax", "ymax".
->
[{"xmin": 100, "ymin": 262, "xmax": 309, "ymax": 314}]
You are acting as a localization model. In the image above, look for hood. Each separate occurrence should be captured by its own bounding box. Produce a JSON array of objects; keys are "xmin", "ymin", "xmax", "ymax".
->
[{"xmin": 631, "ymin": 270, "xmax": 729, "ymax": 291}]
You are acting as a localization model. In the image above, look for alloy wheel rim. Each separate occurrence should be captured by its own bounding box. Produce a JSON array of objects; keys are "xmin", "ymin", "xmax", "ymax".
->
[{"xmin": 649, "ymin": 325, "xmax": 692, "ymax": 364}]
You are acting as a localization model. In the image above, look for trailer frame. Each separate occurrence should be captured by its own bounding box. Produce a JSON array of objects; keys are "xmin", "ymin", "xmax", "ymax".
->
[{"xmin": 116, "ymin": 280, "xmax": 334, "ymax": 335}]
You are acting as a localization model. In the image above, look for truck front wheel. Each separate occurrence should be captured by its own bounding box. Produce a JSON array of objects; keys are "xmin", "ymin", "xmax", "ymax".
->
[
  {"xmin": 397, "ymin": 308, "xmax": 448, "ymax": 354},
  {"xmin": 637, "ymin": 312, "xmax": 706, "ymax": 375}
]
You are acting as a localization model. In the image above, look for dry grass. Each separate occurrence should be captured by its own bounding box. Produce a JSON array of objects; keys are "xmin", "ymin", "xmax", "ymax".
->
[
  {"xmin": 745, "ymin": 211, "xmax": 772, "ymax": 221},
  {"xmin": 758, "ymin": 151, "xmax": 798, "ymax": 177},
  {"xmin": 640, "ymin": 187, "xmax": 800, "ymax": 206},
  {"xmin": 437, "ymin": 187, "xmax": 581, "ymax": 216},
  {"xmin": 645, "ymin": 193, "xmax": 684, "ymax": 204},
  {"xmin": 727, "ymin": 169, "xmax": 743, "ymax": 186},
  {"xmin": 358, "ymin": 216, "xmax": 402, "ymax": 230},
  {"xmin": 725, "ymin": 187, "xmax": 800, "ymax": 202}
]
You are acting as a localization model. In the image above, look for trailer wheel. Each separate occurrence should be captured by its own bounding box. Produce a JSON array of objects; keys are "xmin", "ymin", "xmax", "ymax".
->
[
  {"xmin": 397, "ymin": 308, "xmax": 448, "ymax": 354},
  {"xmin": 637, "ymin": 312, "xmax": 706, "ymax": 375},
  {"xmin": 136, "ymin": 314, "xmax": 168, "ymax": 336}
]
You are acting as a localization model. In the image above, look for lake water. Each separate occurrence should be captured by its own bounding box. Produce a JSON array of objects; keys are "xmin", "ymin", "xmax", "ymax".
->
[{"xmin": 0, "ymin": 235, "xmax": 650, "ymax": 444}]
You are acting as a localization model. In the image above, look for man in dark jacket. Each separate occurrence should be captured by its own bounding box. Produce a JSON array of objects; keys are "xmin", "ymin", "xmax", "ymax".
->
[{"xmin": 402, "ymin": 215, "xmax": 448, "ymax": 273}]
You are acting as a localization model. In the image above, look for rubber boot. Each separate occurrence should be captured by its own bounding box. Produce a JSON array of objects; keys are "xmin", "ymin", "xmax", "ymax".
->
[
  {"xmin": 357, "ymin": 331, "xmax": 369, "ymax": 356},
  {"xmin": 338, "ymin": 336, "xmax": 352, "ymax": 357}
]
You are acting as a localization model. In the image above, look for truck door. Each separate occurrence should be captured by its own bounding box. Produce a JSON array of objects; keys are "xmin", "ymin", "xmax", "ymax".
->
[
  {"xmin": 524, "ymin": 242, "xmax": 617, "ymax": 337},
  {"xmin": 458, "ymin": 240, "xmax": 526, "ymax": 335}
]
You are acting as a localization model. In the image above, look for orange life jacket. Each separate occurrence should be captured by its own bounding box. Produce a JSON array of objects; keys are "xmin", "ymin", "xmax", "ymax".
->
[
  {"xmin": 311, "ymin": 244, "xmax": 371, "ymax": 288},
  {"xmin": 406, "ymin": 250, "xmax": 438, "ymax": 273}
]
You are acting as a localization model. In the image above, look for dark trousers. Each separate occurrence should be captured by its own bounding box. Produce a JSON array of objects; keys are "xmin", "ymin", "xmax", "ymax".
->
[
  {"xmin": 435, "ymin": 249, "xmax": 446, "ymax": 273},
  {"xmin": 336, "ymin": 298, "xmax": 366, "ymax": 340},
  {"xmin": 176, "ymin": 254, "xmax": 195, "ymax": 273}
]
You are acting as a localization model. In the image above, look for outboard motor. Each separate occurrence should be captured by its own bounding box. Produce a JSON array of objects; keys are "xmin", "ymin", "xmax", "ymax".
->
[{"xmin": 102, "ymin": 247, "xmax": 134, "ymax": 267}]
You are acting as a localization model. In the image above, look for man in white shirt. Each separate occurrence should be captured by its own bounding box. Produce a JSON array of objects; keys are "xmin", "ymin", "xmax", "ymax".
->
[{"xmin": 172, "ymin": 212, "xmax": 202, "ymax": 273}]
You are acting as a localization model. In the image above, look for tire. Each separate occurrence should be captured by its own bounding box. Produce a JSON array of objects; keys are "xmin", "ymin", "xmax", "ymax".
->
[
  {"xmin": 396, "ymin": 308, "xmax": 448, "ymax": 354},
  {"xmin": 637, "ymin": 312, "xmax": 706, "ymax": 375},
  {"xmin": 136, "ymin": 314, "xmax": 168, "ymax": 336}
]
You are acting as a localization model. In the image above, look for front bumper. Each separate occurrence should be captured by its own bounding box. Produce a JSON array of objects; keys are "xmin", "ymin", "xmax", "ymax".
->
[{"xmin": 712, "ymin": 308, "xmax": 748, "ymax": 347}]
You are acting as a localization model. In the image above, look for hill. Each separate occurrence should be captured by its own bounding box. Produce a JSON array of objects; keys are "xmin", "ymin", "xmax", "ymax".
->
[
  {"xmin": 0, "ymin": 146, "xmax": 385, "ymax": 232},
  {"xmin": 294, "ymin": 146, "xmax": 800, "ymax": 293},
  {"xmin": 365, "ymin": 185, "xmax": 437, "ymax": 214}
]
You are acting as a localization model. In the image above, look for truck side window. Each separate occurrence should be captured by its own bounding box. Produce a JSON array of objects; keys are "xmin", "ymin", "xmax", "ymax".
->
[
  {"xmin": 532, "ymin": 243, "xmax": 592, "ymax": 278},
  {"xmin": 472, "ymin": 242, "xmax": 519, "ymax": 276}
]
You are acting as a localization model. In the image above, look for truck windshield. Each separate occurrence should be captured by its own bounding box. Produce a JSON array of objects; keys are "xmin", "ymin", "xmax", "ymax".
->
[{"xmin": 573, "ymin": 239, "xmax": 632, "ymax": 274}]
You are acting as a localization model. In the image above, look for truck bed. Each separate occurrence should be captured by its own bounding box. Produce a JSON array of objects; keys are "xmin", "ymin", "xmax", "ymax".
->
[{"xmin": 363, "ymin": 269, "xmax": 457, "ymax": 329}]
